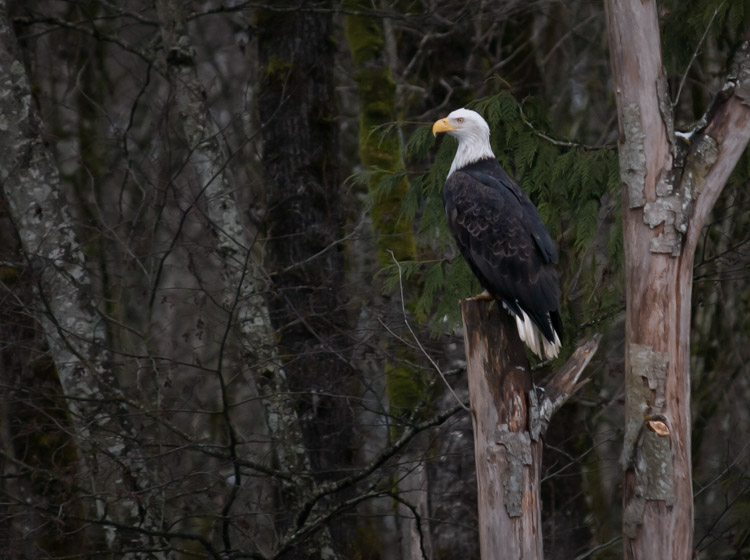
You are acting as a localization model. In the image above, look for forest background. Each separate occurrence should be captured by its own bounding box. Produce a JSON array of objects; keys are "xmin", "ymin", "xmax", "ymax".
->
[{"xmin": 0, "ymin": 0, "xmax": 749, "ymax": 559}]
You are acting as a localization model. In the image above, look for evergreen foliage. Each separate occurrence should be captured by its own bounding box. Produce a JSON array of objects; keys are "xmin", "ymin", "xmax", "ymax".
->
[
  {"xmin": 661, "ymin": 0, "xmax": 750, "ymax": 71},
  {"xmin": 368, "ymin": 92, "xmax": 622, "ymax": 355}
]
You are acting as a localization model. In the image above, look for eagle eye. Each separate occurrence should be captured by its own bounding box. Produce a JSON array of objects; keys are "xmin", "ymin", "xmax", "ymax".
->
[{"xmin": 456, "ymin": 117, "xmax": 464, "ymax": 123}]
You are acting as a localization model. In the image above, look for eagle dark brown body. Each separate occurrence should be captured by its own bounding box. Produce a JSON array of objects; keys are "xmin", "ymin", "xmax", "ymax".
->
[{"xmin": 434, "ymin": 108, "xmax": 562, "ymax": 359}]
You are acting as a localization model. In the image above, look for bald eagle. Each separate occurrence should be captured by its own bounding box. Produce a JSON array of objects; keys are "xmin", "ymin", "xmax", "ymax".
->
[{"xmin": 433, "ymin": 108, "xmax": 562, "ymax": 360}]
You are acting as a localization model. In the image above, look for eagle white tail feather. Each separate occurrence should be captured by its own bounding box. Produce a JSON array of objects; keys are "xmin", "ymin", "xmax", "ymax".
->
[
  {"xmin": 514, "ymin": 309, "xmax": 561, "ymax": 360},
  {"xmin": 542, "ymin": 329, "xmax": 562, "ymax": 360},
  {"xmin": 514, "ymin": 312, "xmax": 539, "ymax": 357}
]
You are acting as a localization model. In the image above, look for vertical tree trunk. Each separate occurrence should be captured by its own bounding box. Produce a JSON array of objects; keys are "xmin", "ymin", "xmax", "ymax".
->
[
  {"xmin": 462, "ymin": 300, "xmax": 543, "ymax": 559},
  {"xmin": 344, "ymin": 6, "xmax": 429, "ymax": 558},
  {"xmin": 344, "ymin": 1, "xmax": 415, "ymax": 264},
  {"xmin": 604, "ymin": 2, "xmax": 690, "ymax": 557},
  {"xmin": 154, "ymin": 1, "xmax": 339, "ymax": 555},
  {"xmin": 257, "ymin": 5, "xmax": 352, "ymax": 558},
  {"xmin": 257, "ymin": 4, "xmax": 354, "ymax": 474},
  {"xmin": 605, "ymin": 1, "xmax": 750, "ymax": 558},
  {"xmin": 0, "ymin": 3, "xmax": 165, "ymax": 555},
  {"xmin": 461, "ymin": 299, "xmax": 600, "ymax": 559}
]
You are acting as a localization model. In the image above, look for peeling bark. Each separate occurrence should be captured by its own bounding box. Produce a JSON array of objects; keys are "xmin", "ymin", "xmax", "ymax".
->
[
  {"xmin": 620, "ymin": 104, "xmax": 647, "ymax": 208},
  {"xmin": 495, "ymin": 425, "xmax": 533, "ymax": 518},
  {"xmin": 621, "ymin": 344, "xmax": 675, "ymax": 539},
  {"xmin": 461, "ymin": 300, "xmax": 600, "ymax": 559},
  {"xmin": 605, "ymin": 2, "xmax": 750, "ymax": 558}
]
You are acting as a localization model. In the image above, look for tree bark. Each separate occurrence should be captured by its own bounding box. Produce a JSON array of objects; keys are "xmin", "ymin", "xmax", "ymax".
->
[
  {"xmin": 344, "ymin": 1, "xmax": 415, "ymax": 264},
  {"xmin": 154, "ymin": 1, "xmax": 342, "ymax": 556},
  {"xmin": 0, "ymin": 3, "xmax": 166, "ymax": 556},
  {"xmin": 463, "ymin": 301, "xmax": 542, "ymax": 559},
  {"xmin": 257, "ymin": 3, "xmax": 354, "ymax": 475},
  {"xmin": 344, "ymin": 7, "xmax": 430, "ymax": 558},
  {"xmin": 604, "ymin": 1, "xmax": 750, "ymax": 558},
  {"xmin": 256, "ymin": 5, "xmax": 353, "ymax": 558},
  {"xmin": 461, "ymin": 299, "xmax": 600, "ymax": 559}
]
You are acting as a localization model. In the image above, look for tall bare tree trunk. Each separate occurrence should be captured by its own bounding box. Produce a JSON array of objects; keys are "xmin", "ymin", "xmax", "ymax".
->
[
  {"xmin": 257, "ymin": 3, "xmax": 354, "ymax": 476},
  {"xmin": 256, "ymin": 4, "xmax": 352, "ymax": 558},
  {"xmin": 604, "ymin": 1, "xmax": 750, "ymax": 557}
]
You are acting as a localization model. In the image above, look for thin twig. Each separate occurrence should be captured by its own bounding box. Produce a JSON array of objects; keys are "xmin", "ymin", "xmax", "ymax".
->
[
  {"xmin": 673, "ymin": 4, "xmax": 723, "ymax": 108},
  {"xmin": 573, "ymin": 536, "xmax": 622, "ymax": 560},
  {"xmin": 694, "ymin": 440, "xmax": 750, "ymax": 498},
  {"xmin": 390, "ymin": 493, "xmax": 430, "ymax": 560},
  {"xmin": 388, "ymin": 250, "xmax": 471, "ymax": 412},
  {"xmin": 280, "ymin": 210, "xmax": 369, "ymax": 274},
  {"xmin": 517, "ymin": 102, "xmax": 614, "ymax": 151}
]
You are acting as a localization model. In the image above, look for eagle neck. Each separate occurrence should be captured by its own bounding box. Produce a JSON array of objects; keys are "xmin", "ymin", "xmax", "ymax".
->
[{"xmin": 448, "ymin": 135, "xmax": 495, "ymax": 177}]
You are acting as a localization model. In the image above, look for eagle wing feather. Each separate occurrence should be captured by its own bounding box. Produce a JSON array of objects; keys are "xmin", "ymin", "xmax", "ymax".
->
[{"xmin": 443, "ymin": 164, "xmax": 561, "ymax": 342}]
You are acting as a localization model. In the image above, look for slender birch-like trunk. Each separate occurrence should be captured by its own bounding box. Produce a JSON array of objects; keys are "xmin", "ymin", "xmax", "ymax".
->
[
  {"xmin": 0, "ymin": 3, "xmax": 166, "ymax": 556},
  {"xmin": 153, "ymin": 2, "xmax": 342, "ymax": 557},
  {"xmin": 153, "ymin": 0, "xmax": 305, "ymax": 474}
]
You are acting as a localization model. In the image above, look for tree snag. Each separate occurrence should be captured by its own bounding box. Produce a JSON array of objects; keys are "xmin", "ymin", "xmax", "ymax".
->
[{"xmin": 461, "ymin": 299, "xmax": 600, "ymax": 559}]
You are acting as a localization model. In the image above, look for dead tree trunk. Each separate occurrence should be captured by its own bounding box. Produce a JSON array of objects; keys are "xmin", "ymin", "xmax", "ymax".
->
[
  {"xmin": 461, "ymin": 299, "xmax": 600, "ymax": 559},
  {"xmin": 604, "ymin": 1, "xmax": 750, "ymax": 558},
  {"xmin": 463, "ymin": 301, "xmax": 541, "ymax": 558}
]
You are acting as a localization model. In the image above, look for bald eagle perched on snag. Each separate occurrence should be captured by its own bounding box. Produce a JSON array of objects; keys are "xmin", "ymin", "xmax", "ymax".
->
[{"xmin": 433, "ymin": 108, "xmax": 562, "ymax": 360}]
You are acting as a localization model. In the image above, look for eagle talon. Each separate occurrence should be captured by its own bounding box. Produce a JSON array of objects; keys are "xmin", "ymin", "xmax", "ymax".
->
[{"xmin": 470, "ymin": 290, "xmax": 494, "ymax": 301}]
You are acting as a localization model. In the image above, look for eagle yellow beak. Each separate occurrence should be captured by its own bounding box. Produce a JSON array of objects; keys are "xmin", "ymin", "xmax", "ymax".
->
[{"xmin": 432, "ymin": 117, "xmax": 456, "ymax": 136}]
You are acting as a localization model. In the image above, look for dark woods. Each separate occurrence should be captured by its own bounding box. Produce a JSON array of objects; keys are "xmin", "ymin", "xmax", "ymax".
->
[{"xmin": 0, "ymin": 1, "xmax": 749, "ymax": 559}]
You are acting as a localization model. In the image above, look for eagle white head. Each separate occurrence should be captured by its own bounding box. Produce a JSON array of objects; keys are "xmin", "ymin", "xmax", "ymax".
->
[{"xmin": 432, "ymin": 108, "xmax": 496, "ymax": 176}]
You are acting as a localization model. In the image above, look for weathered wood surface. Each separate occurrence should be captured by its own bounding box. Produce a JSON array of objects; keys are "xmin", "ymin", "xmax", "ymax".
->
[
  {"xmin": 461, "ymin": 299, "xmax": 600, "ymax": 559},
  {"xmin": 462, "ymin": 300, "xmax": 542, "ymax": 559},
  {"xmin": 605, "ymin": 1, "xmax": 750, "ymax": 558}
]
